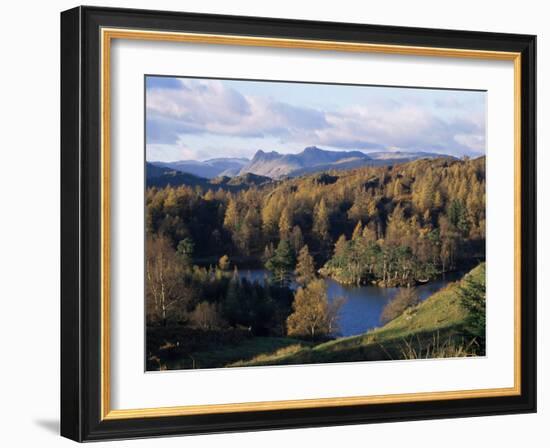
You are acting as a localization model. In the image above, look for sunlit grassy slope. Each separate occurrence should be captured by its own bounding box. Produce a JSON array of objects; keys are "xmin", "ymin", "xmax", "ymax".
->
[
  {"xmin": 230, "ymin": 263, "xmax": 485, "ymax": 367},
  {"xmin": 159, "ymin": 336, "xmax": 311, "ymax": 370}
]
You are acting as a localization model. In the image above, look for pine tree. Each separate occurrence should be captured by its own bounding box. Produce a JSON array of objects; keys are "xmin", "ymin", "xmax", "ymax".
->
[
  {"xmin": 458, "ymin": 263, "xmax": 486, "ymax": 342},
  {"xmin": 223, "ymin": 277, "xmax": 242, "ymax": 325},
  {"xmin": 265, "ymin": 240, "xmax": 295, "ymax": 286},
  {"xmin": 176, "ymin": 237, "xmax": 194, "ymax": 267}
]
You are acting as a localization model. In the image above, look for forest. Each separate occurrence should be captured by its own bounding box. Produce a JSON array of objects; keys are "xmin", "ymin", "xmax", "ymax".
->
[{"xmin": 145, "ymin": 156, "xmax": 486, "ymax": 370}]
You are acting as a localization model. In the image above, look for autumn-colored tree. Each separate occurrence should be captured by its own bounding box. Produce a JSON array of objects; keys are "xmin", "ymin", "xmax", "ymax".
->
[
  {"xmin": 362, "ymin": 224, "xmax": 377, "ymax": 244},
  {"xmin": 351, "ymin": 220, "xmax": 363, "ymax": 240},
  {"xmin": 392, "ymin": 178, "xmax": 404, "ymax": 197},
  {"xmin": 347, "ymin": 190, "xmax": 369, "ymax": 222},
  {"xmin": 333, "ymin": 234, "xmax": 348, "ymax": 258},
  {"xmin": 295, "ymin": 245, "xmax": 316, "ymax": 286},
  {"xmin": 385, "ymin": 204, "xmax": 407, "ymax": 245},
  {"xmin": 278, "ymin": 207, "xmax": 293, "ymax": 241},
  {"xmin": 261, "ymin": 194, "xmax": 281, "ymax": 240},
  {"xmin": 223, "ymin": 198, "xmax": 239, "ymax": 232},
  {"xmin": 239, "ymin": 207, "xmax": 261, "ymax": 254},
  {"xmin": 146, "ymin": 155, "xmax": 485, "ymax": 291},
  {"xmin": 313, "ymin": 198, "xmax": 330, "ymax": 242},
  {"xmin": 420, "ymin": 176, "xmax": 436, "ymax": 211},
  {"xmin": 163, "ymin": 188, "xmax": 178, "ymax": 215},
  {"xmin": 286, "ymin": 279, "xmax": 343, "ymax": 339},
  {"xmin": 218, "ymin": 254, "xmax": 231, "ymax": 271},
  {"xmin": 434, "ymin": 190, "xmax": 443, "ymax": 209}
]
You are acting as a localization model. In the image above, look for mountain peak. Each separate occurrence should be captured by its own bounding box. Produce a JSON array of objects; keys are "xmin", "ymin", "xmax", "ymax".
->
[
  {"xmin": 251, "ymin": 149, "xmax": 280, "ymax": 161},
  {"xmin": 241, "ymin": 146, "xmax": 372, "ymax": 178},
  {"xmin": 303, "ymin": 146, "xmax": 322, "ymax": 153}
]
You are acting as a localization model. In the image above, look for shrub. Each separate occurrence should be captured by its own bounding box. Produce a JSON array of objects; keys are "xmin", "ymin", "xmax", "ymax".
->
[
  {"xmin": 458, "ymin": 262, "xmax": 486, "ymax": 341},
  {"xmin": 190, "ymin": 302, "xmax": 225, "ymax": 330},
  {"xmin": 380, "ymin": 287, "xmax": 419, "ymax": 324}
]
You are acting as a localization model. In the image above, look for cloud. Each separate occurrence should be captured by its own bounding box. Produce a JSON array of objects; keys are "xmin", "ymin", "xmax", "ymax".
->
[
  {"xmin": 147, "ymin": 79, "xmax": 329, "ymax": 145},
  {"xmin": 146, "ymin": 77, "xmax": 485, "ymax": 159},
  {"xmin": 316, "ymin": 104, "xmax": 485, "ymax": 156}
]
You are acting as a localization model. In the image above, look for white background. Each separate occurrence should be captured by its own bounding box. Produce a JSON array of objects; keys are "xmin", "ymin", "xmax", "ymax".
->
[
  {"xmin": 111, "ymin": 39, "xmax": 515, "ymax": 409},
  {"xmin": 0, "ymin": 0, "xmax": 547, "ymax": 447}
]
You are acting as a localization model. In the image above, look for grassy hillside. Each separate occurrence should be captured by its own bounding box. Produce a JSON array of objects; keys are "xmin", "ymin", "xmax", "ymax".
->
[
  {"xmin": 154, "ymin": 335, "xmax": 310, "ymax": 371},
  {"xmin": 230, "ymin": 263, "xmax": 485, "ymax": 367}
]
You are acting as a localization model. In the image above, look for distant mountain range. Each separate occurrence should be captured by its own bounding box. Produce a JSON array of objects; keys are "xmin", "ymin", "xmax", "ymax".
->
[
  {"xmin": 239, "ymin": 146, "xmax": 371, "ymax": 178},
  {"xmin": 246, "ymin": 147, "xmax": 457, "ymax": 178},
  {"xmin": 146, "ymin": 163, "xmax": 272, "ymax": 190},
  {"xmin": 150, "ymin": 157, "xmax": 249, "ymax": 179},
  {"xmin": 147, "ymin": 147, "xmax": 456, "ymax": 186}
]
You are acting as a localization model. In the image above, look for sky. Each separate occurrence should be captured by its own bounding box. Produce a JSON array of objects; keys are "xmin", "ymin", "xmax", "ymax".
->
[{"xmin": 145, "ymin": 75, "xmax": 486, "ymax": 162}]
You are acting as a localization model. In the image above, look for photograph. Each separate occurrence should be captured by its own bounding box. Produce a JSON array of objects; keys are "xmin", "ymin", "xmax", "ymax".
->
[
  {"xmin": 57, "ymin": 5, "xmax": 537, "ymax": 442},
  {"xmin": 144, "ymin": 76, "xmax": 487, "ymax": 371}
]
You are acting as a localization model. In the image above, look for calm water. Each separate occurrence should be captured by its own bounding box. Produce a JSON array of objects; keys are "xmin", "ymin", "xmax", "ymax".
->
[{"xmin": 238, "ymin": 269, "xmax": 464, "ymax": 337}]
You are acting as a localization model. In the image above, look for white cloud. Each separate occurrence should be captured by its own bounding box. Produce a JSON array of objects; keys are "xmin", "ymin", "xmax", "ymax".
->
[{"xmin": 146, "ymin": 78, "xmax": 486, "ymax": 160}]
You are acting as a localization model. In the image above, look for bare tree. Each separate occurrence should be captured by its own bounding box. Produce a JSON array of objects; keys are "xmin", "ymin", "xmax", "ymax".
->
[{"xmin": 146, "ymin": 235, "xmax": 191, "ymax": 326}]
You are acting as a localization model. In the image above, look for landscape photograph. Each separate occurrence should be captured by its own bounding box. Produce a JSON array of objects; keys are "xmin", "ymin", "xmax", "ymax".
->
[{"xmin": 144, "ymin": 75, "xmax": 487, "ymax": 371}]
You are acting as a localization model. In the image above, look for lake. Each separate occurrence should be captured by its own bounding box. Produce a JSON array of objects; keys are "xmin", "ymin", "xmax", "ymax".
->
[{"xmin": 238, "ymin": 269, "xmax": 465, "ymax": 337}]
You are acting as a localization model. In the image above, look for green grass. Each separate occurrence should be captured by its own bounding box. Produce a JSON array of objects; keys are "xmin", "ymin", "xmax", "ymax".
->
[{"xmin": 231, "ymin": 264, "xmax": 485, "ymax": 367}]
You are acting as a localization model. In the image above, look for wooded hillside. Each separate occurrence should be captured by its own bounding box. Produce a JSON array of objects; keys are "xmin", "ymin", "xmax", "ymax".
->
[{"xmin": 146, "ymin": 156, "xmax": 485, "ymax": 287}]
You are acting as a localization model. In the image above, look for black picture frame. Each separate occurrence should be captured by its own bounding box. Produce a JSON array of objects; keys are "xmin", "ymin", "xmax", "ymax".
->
[{"xmin": 61, "ymin": 5, "xmax": 536, "ymax": 442}]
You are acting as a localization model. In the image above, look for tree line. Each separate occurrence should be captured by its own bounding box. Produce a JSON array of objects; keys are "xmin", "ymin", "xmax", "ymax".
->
[{"xmin": 146, "ymin": 156, "xmax": 485, "ymax": 287}]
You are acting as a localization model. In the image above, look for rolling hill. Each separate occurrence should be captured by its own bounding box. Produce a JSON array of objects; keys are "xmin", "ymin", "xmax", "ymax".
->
[
  {"xmin": 150, "ymin": 157, "xmax": 249, "ymax": 179},
  {"xmin": 146, "ymin": 162, "xmax": 272, "ymax": 190}
]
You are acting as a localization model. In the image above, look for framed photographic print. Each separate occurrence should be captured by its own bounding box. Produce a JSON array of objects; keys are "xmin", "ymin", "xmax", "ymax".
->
[{"xmin": 60, "ymin": 6, "xmax": 536, "ymax": 441}]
